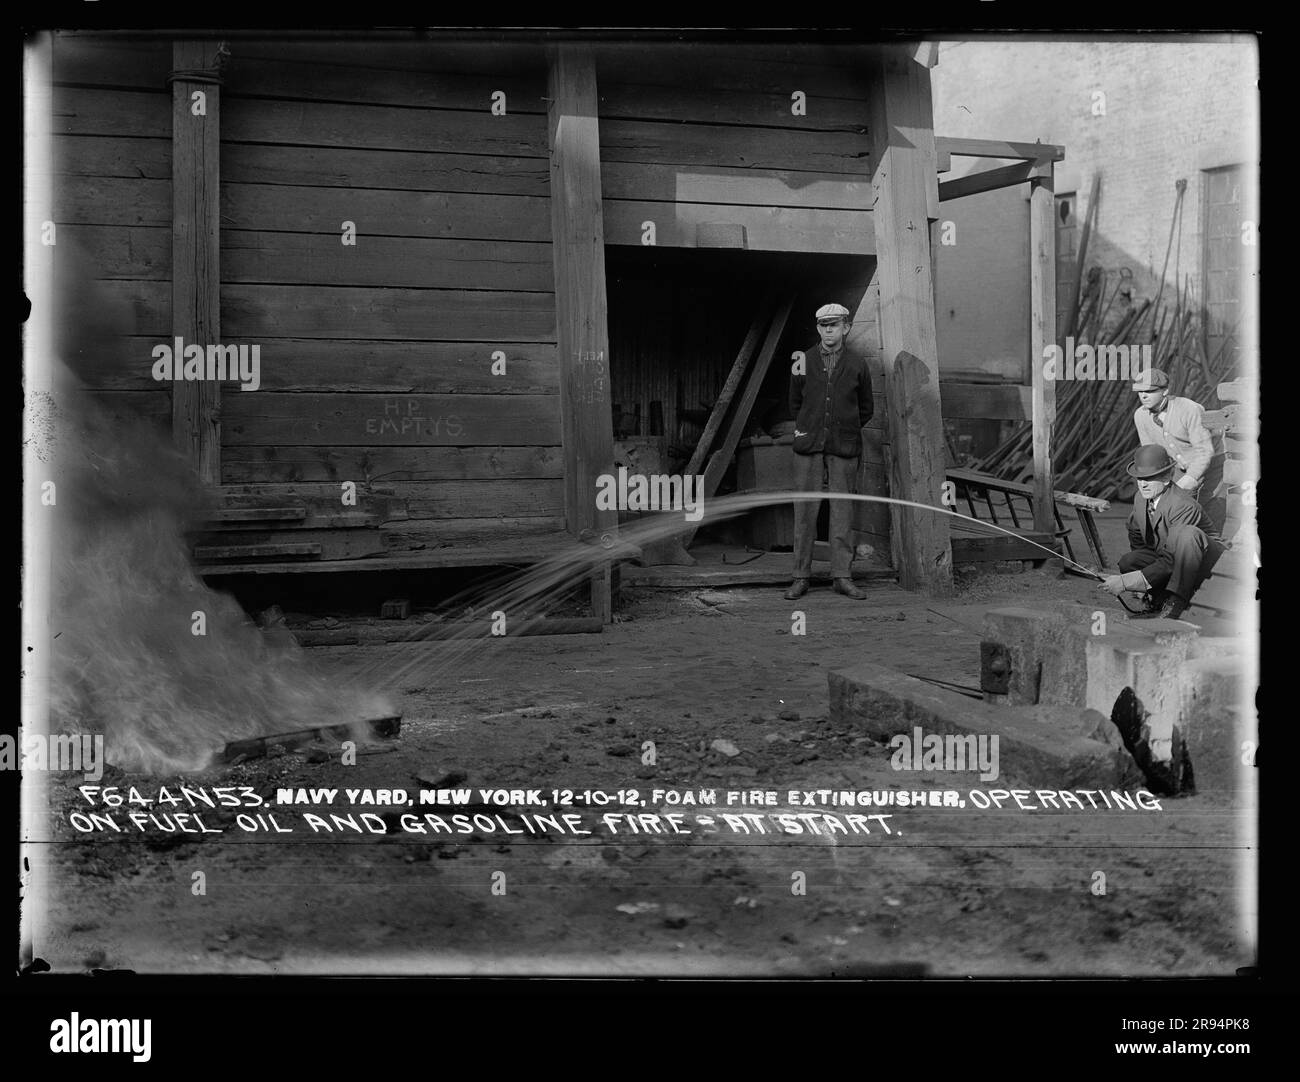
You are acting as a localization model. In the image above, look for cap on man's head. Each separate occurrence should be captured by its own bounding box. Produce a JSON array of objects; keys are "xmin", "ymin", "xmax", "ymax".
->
[
  {"xmin": 1132, "ymin": 369, "xmax": 1170, "ymax": 393},
  {"xmin": 815, "ymin": 303, "xmax": 851, "ymax": 324}
]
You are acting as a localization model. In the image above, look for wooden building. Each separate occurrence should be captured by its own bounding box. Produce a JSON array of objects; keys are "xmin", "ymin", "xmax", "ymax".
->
[{"xmin": 39, "ymin": 33, "xmax": 1061, "ymax": 613}]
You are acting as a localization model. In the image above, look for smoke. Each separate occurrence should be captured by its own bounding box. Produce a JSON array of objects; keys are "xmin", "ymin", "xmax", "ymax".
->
[{"xmin": 39, "ymin": 246, "xmax": 391, "ymax": 774}]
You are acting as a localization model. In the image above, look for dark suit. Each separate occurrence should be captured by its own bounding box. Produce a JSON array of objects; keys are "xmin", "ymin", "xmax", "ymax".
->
[{"xmin": 1119, "ymin": 485, "xmax": 1223, "ymax": 602}]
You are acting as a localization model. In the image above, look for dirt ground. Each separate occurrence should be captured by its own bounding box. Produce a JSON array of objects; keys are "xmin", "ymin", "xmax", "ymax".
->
[{"xmin": 30, "ymin": 506, "xmax": 1256, "ymax": 978}]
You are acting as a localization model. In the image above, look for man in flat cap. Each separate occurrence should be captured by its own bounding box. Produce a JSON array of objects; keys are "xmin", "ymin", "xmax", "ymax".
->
[
  {"xmin": 1097, "ymin": 444, "xmax": 1224, "ymax": 620},
  {"xmin": 1132, "ymin": 369, "xmax": 1227, "ymax": 538},
  {"xmin": 784, "ymin": 303, "xmax": 874, "ymax": 601}
]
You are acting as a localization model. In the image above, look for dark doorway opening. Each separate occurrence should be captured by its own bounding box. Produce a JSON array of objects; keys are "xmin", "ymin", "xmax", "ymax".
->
[{"xmin": 604, "ymin": 246, "xmax": 887, "ymax": 561}]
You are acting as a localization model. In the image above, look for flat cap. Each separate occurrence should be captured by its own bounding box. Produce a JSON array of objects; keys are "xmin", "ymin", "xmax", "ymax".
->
[
  {"xmin": 1131, "ymin": 369, "xmax": 1170, "ymax": 392},
  {"xmin": 815, "ymin": 303, "xmax": 851, "ymax": 322}
]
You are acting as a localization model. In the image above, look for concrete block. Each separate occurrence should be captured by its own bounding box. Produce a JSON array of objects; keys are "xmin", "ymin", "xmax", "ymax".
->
[
  {"xmin": 1177, "ymin": 655, "xmax": 1249, "ymax": 795},
  {"xmin": 981, "ymin": 606, "xmax": 1091, "ymax": 707},
  {"xmin": 828, "ymin": 662, "xmax": 1137, "ymax": 789}
]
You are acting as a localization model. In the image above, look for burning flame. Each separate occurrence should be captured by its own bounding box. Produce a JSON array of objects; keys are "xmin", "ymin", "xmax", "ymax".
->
[{"xmin": 39, "ymin": 252, "xmax": 390, "ymax": 774}]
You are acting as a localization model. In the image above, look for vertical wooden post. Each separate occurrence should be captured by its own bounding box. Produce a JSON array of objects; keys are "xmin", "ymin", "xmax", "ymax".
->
[
  {"xmin": 1029, "ymin": 162, "xmax": 1057, "ymax": 536},
  {"xmin": 547, "ymin": 45, "xmax": 615, "ymax": 622},
  {"xmin": 866, "ymin": 46, "xmax": 952, "ymax": 596},
  {"xmin": 171, "ymin": 40, "xmax": 223, "ymax": 484}
]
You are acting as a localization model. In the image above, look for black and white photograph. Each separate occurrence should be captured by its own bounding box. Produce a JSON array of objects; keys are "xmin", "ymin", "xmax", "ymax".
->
[{"xmin": 18, "ymin": 20, "xmax": 1264, "ymax": 1045}]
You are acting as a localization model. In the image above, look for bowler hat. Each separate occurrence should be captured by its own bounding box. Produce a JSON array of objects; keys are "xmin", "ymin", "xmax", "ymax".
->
[{"xmin": 1126, "ymin": 444, "xmax": 1177, "ymax": 479}]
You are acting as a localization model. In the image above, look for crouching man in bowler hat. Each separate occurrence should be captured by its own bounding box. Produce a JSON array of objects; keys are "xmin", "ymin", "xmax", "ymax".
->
[
  {"xmin": 784, "ymin": 302, "xmax": 874, "ymax": 601},
  {"xmin": 1097, "ymin": 444, "xmax": 1224, "ymax": 620}
]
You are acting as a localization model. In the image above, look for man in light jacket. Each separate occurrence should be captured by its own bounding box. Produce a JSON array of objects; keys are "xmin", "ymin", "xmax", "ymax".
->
[{"xmin": 1132, "ymin": 368, "xmax": 1227, "ymax": 537}]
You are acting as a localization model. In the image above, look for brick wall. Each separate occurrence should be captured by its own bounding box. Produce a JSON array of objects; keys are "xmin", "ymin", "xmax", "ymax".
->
[{"xmin": 931, "ymin": 39, "xmax": 1258, "ymax": 373}]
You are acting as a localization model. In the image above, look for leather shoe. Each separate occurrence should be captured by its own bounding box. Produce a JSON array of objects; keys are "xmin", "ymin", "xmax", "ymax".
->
[
  {"xmin": 832, "ymin": 577, "xmax": 867, "ymax": 600},
  {"xmin": 1160, "ymin": 593, "xmax": 1190, "ymax": 620},
  {"xmin": 1132, "ymin": 592, "xmax": 1190, "ymax": 620},
  {"xmin": 783, "ymin": 579, "xmax": 809, "ymax": 600}
]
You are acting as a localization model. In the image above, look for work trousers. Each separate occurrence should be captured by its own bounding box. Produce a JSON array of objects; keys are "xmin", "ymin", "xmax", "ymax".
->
[
  {"xmin": 1118, "ymin": 524, "xmax": 1222, "ymax": 603},
  {"xmin": 1178, "ymin": 453, "xmax": 1228, "ymax": 539},
  {"xmin": 791, "ymin": 450, "xmax": 858, "ymax": 579}
]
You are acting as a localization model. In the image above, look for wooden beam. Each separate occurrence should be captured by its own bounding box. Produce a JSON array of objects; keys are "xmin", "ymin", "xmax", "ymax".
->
[
  {"xmin": 866, "ymin": 46, "xmax": 952, "ymax": 596},
  {"xmin": 683, "ymin": 297, "xmax": 794, "ymax": 548},
  {"xmin": 1029, "ymin": 162, "xmax": 1058, "ymax": 536},
  {"xmin": 171, "ymin": 40, "xmax": 223, "ymax": 484},
  {"xmin": 937, "ymin": 160, "xmax": 1037, "ymax": 203},
  {"xmin": 935, "ymin": 137, "xmax": 1065, "ymax": 163},
  {"xmin": 700, "ymin": 298, "xmax": 794, "ymax": 500},
  {"xmin": 684, "ymin": 295, "xmax": 773, "ymax": 477},
  {"xmin": 547, "ymin": 45, "xmax": 615, "ymax": 623}
]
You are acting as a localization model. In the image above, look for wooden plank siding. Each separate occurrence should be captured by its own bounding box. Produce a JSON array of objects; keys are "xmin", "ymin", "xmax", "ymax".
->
[
  {"xmin": 594, "ymin": 46, "xmax": 876, "ymax": 257},
  {"xmin": 45, "ymin": 37, "xmax": 955, "ymax": 579},
  {"xmin": 214, "ymin": 43, "xmax": 562, "ymax": 546},
  {"xmin": 49, "ymin": 37, "xmax": 172, "ymax": 438}
]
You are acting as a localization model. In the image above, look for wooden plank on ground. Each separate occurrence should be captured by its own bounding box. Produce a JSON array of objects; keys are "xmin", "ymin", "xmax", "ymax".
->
[
  {"xmin": 621, "ymin": 564, "xmax": 896, "ymax": 588},
  {"xmin": 194, "ymin": 541, "xmax": 322, "ymax": 561},
  {"xmin": 293, "ymin": 617, "xmax": 604, "ymax": 647},
  {"xmin": 222, "ymin": 392, "xmax": 561, "ymax": 446}
]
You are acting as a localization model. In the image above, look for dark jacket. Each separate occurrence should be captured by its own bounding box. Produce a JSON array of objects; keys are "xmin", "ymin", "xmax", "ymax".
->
[
  {"xmin": 789, "ymin": 343, "xmax": 874, "ymax": 457},
  {"xmin": 1127, "ymin": 485, "xmax": 1210, "ymax": 552}
]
